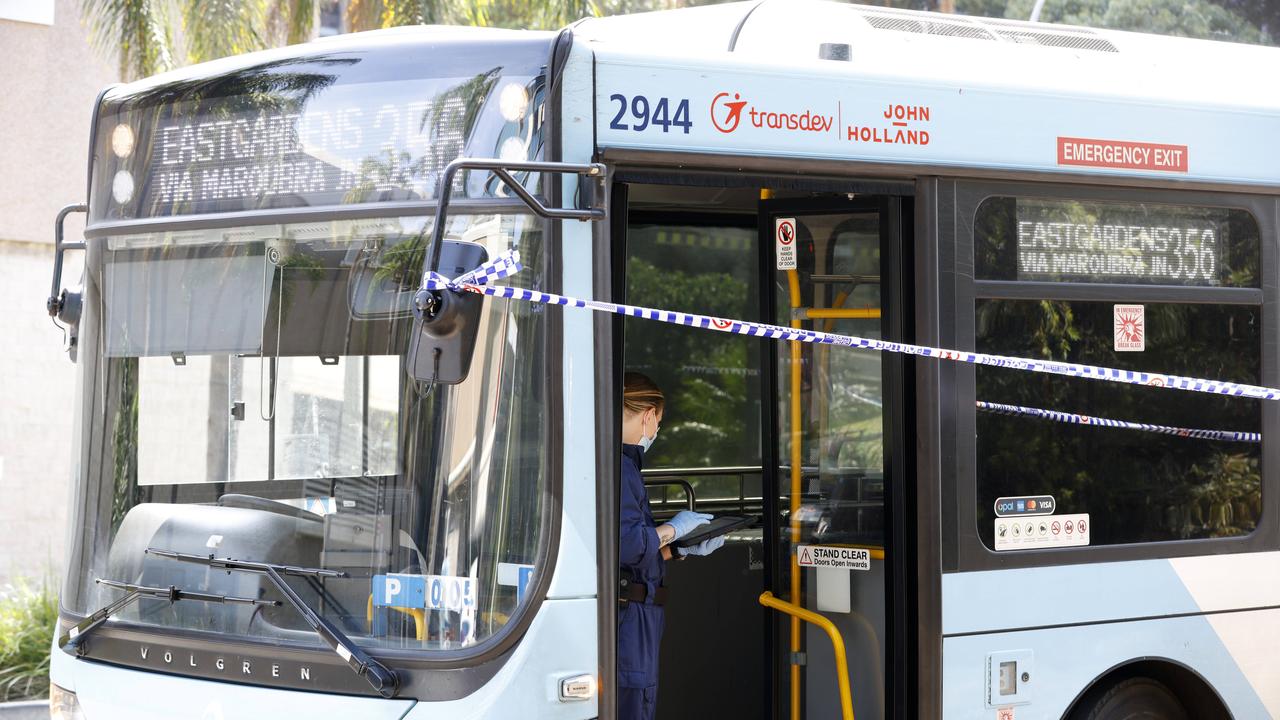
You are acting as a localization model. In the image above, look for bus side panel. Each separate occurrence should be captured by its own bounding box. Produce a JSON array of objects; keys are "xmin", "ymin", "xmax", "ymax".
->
[
  {"xmin": 940, "ymin": 612, "xmax": 1272, "ymax": 719},
  {"xmin": 941, "ymin": 554, "xmax": 1280, "ymax": 719},
  {"xmin": 402, "ymin": 597, "xmax": 598, "ymax": 719},
  {"xmin": 943, "ymin": 553, "xmax": 1280, "ymax": 635}
]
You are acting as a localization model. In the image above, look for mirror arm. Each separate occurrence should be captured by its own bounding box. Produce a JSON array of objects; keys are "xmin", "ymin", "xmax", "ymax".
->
[
  {"xmin": 48, "ymin": 203, "xmax": 89, "ymax": 361},
  {"xmin": 47, "ymin": 203, "xmax": 88, "ymax": 319},
  {"xmin": 424, "ymin": 158, "xmax": 607, "ymax": 280}
]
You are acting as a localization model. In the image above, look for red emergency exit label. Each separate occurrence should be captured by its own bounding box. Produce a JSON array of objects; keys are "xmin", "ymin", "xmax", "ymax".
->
[{"xmin": 1057, "ymin": 136, "xmax": 1188, "ymax": 173}]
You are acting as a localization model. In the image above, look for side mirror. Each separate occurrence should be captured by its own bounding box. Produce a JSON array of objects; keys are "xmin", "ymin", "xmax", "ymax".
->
[{"xmin": 406, "ymin": 240, "xmax": 488, "ymax": 385}]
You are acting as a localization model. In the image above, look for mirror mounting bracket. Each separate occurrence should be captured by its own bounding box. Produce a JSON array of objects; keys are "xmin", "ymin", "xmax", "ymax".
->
[{"xmin": 408, "ymin": 158, "xmax": 608, "ymax": 386}]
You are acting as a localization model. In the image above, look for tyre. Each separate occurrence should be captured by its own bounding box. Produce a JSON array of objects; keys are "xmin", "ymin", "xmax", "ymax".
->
[{"xmin": 1072, "ymin": 677, "xmax": 1190, "ymax": 720}]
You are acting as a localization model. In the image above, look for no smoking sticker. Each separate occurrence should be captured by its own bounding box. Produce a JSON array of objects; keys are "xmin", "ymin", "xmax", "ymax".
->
[
  {"xmin": 776, "ymin": 217, "xmax": 797, "ymax": 270},
  {"xmin": 995, "ymin": 513, "xmax": 1089, "ymax": 551}
]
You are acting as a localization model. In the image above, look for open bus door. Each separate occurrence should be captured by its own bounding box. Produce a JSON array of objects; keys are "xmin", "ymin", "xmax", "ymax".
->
[
  {"xmin": 617, "ymin": 184, "xmax": 914, "ymax": 720},
  {"xmin": 759, "ymin": 197, "xmax": 914, "ymax": 720}
]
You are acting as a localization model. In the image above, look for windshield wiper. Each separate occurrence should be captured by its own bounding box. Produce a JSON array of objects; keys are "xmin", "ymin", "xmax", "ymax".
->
[
  {"xmin": 59, "ymin": 578, "xmax": 278, "ymax": 654},
  {"xmin": 146, "ymin": 547, "xmax": 401, "ymax": 698}
]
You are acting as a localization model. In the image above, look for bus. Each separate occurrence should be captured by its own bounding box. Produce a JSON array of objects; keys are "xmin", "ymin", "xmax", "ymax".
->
[{"xmin": 43, "ymin": 1, "xmax": 1280, "ymax": 718}]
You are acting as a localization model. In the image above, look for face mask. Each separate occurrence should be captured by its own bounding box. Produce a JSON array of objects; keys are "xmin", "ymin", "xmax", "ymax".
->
[{"xmin": 638, "ymin": 411, "xmax": 660, "ymax": 453}]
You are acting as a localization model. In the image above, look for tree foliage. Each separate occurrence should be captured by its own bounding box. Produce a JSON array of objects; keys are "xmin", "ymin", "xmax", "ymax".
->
[
  {"xmin": 1001, "ymin": 0, "xmax": 1269, "ymax": 43},
  {"xmin": 83, "ymin": 0, "xmax": 599, "ymax": 80},
  {"xmin": 83, "ymin": 0, "xmax": 1274, "ymax": 81}
]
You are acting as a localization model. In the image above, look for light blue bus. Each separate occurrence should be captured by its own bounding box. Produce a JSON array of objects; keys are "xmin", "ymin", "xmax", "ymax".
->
[{"xmin": 44, "ymin": 2, "xmax": 1280, "ymax": 719}]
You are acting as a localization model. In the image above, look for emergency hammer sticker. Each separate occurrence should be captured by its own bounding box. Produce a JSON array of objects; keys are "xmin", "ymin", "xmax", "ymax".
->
[{"xmin": 796, "ymin": 544, "xmax": 871, "ymax": 571}]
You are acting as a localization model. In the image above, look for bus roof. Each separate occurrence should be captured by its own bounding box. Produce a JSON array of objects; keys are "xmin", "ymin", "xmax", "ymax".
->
[
  {"xmin": 575, "ymin": 0, "xmax": 1278, "ymax": 112},
  {"xmin": 578, "ymin": 0, "xmax": 1280, "ymax": 187}
]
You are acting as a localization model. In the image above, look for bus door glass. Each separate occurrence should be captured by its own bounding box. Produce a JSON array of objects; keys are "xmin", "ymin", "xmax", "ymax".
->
[
  {"xmin": 622, "ymin": 207, "xmax": 768, "ymax": 720},
  {"xmin": 763, "ymin": 200, "xmax": 898, "ymax": 720}
]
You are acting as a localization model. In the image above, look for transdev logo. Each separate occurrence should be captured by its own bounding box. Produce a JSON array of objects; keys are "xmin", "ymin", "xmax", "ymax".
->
[
  {"xmin": 711, "ymin": 91, "xmax": 834, "ymax": 135},
  {"xmin": 711, "ymin": 92, "xmax": 748, "ymax": 133}
]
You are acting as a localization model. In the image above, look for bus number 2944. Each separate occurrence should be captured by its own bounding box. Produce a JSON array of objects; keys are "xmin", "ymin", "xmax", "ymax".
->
[{"xmin": 608, "ymin": 94, "xmax": 692, "ymax": 133}]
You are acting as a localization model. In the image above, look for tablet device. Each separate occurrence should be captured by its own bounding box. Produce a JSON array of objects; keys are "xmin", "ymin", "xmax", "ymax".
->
[{"xmin": 672, "ymin": 515, "xmax": 755, "ymax": 549}]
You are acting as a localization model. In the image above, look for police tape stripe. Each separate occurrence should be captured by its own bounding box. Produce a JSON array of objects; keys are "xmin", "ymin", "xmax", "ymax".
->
[
  {"xmin": 424, "ymin": 250, "xmax": 1280, "ymax": 402},
  {"xmin": 975, "ymin": 401, "xmax": 1259, "ymax": 443}
]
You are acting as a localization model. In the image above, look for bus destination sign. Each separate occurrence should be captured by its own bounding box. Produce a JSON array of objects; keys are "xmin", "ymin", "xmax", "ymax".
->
[
  {"xmin": 1015, "ymin": 199, "xmax": 1227, "ymax": 286},
  {"xmin": 96, "ymin": 73, "xmax": 541, "ymax": 220}
]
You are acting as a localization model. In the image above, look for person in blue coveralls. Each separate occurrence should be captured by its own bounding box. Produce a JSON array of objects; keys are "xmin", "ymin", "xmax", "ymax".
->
[{"xmin": 618, "ymin": 371, "xmax": 726, "ymax": 720}]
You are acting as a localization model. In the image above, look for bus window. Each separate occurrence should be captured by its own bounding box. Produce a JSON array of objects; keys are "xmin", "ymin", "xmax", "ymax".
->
[
  {"xmin": 624, "ymin": 219, "xmax": 762, "ymax": 473},
  {"xmin": 975, "ymin": 300, "xmax": 1262, "ymax": 546},
  {"xmin": 620, "ymin": 204, "xmax": 768, "ymax": 720},
  {"xmin": 70, "ymin": 213, "xmax": 552, "ymax": 651},
  {"xmin": 973, "ymin": 197, "xmax": 1264, "ymax": 548}
]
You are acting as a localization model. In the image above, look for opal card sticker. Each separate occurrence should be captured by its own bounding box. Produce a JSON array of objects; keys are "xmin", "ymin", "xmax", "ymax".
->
[{"xmin": 993, "ymin": 495, "xmax": 1056, "ymax": 517}]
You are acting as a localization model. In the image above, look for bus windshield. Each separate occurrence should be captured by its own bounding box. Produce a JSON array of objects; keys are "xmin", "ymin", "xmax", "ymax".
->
[{"xmin": 64, "ymin": 212, "xmax": 553, "ymax": 653}]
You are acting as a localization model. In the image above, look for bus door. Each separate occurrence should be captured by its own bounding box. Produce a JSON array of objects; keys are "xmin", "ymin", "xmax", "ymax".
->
[{"xmin": 760, "ymin": 197, "xmax": 911, "ymax": 720}]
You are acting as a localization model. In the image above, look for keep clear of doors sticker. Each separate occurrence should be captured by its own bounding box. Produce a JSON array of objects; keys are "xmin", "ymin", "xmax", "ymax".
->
[
  {"xmin": 995, "ymin": 513, "xmax": 1089, "ymax": 551},
  {"xmin": 776, "ymin": 217, "xmax": 797, "ymax": 270},
  {"xmin": 796, "ymin": 545, "xmax": 871, "ymax": 571}
]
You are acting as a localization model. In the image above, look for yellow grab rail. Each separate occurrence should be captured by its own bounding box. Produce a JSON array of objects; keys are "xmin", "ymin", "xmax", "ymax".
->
[
  {"xmin": 367, "ymin": 595, "xmax": 427, "ymax": 641},
  {"xmin": 759, "ymin": 591, "xmax": 856, "ymax": 720},
  {"xmin": 798, "ymin": 308, "xmax": 881, "ymax": 320}
]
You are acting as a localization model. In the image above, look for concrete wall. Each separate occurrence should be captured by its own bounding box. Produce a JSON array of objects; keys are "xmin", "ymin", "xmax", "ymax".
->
[{"xmin": 0, "ymin": 0, "xmax": 116, "ymax": 585}]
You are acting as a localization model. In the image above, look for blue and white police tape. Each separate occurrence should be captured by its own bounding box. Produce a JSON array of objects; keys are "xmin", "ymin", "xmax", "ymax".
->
[
  {"xmin": 975, "ymin": 401, "xmax": 1259, "ymax": 443},
  {"xmin": 424, "ymin": 249, "xmax": 1280, "ymax": 402}
]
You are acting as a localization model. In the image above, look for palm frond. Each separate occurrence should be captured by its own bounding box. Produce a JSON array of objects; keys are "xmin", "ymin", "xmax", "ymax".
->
[
  {"xmin": 182, "ymin": 0, "xmax": 270, "ymax": 64},
  {"xmin": 345, "ymin": 0, "xmax": 384, "ymax": 32},
  {"xmin": 380, "ymin": 0, "xmax": 456, "ymax": 26},
  {"xmin": 537, "ymin": 0, "xmax": 601, "ymax": 27},
  {"xmin": 285, "ymin": 0, "xmax": 316, "ymax": 44},
  {"xmin": 80, "ymin": 0, "xmax": 176, "ymax": 80}
]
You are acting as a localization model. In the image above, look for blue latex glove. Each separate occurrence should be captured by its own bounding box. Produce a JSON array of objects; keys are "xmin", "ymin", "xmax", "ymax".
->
[
  {"xmin": 665, "ymin": 511, "xmax": 712, "ymax": 540},
  {"xmin": 678, "ymin": 535, "xmax": 726, "ymax": 557}
]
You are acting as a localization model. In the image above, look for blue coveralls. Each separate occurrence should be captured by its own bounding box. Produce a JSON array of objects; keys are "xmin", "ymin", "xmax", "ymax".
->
[{"xmin": 619, "ymin": 443, "xmax": 664, "ymax": 720}]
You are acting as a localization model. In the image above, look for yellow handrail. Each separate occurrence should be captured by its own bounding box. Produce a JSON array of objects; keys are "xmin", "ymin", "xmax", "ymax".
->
[
  {"xmin": 367, "ymin": 595, "xmax": 426, "ymax": 641},
  {"xmin": 759, "ymin": 591, "xmax": 855, "ymax": 720},
  {"xmin": 786, "ymin": 267, "xmax": 805, "ymax": 720},
  {"xmin": 799, "ymin": 308, "xmax": 881, "ymax": 320}
]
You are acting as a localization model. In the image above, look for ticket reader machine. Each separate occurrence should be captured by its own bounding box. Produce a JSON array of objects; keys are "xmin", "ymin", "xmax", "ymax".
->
[{"xmin": 623, "ymin": 185, "xmax": 913, "ymax": 720}]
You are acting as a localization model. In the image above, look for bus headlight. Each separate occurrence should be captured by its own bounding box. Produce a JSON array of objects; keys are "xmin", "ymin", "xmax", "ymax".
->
[
  {"xmin": 112, "ymin": 170, "xmax": 134, "ymax": 205},
  {"xmin": 50, "ymin": 683, "xmax": 85, "ymax": 720},
  {"xmin": 111, "ymin": 124, "xmax": 135, "ymax": 158},
  {"xmin": 498, "ymin": 82, "xmax": 529, "ymax": 122}
]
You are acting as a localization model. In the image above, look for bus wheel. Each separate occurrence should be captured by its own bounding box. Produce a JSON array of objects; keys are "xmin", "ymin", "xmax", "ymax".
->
[{"xmin": 1072, "ymin": 677, "xmax": 1190, "ymax": 720}]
